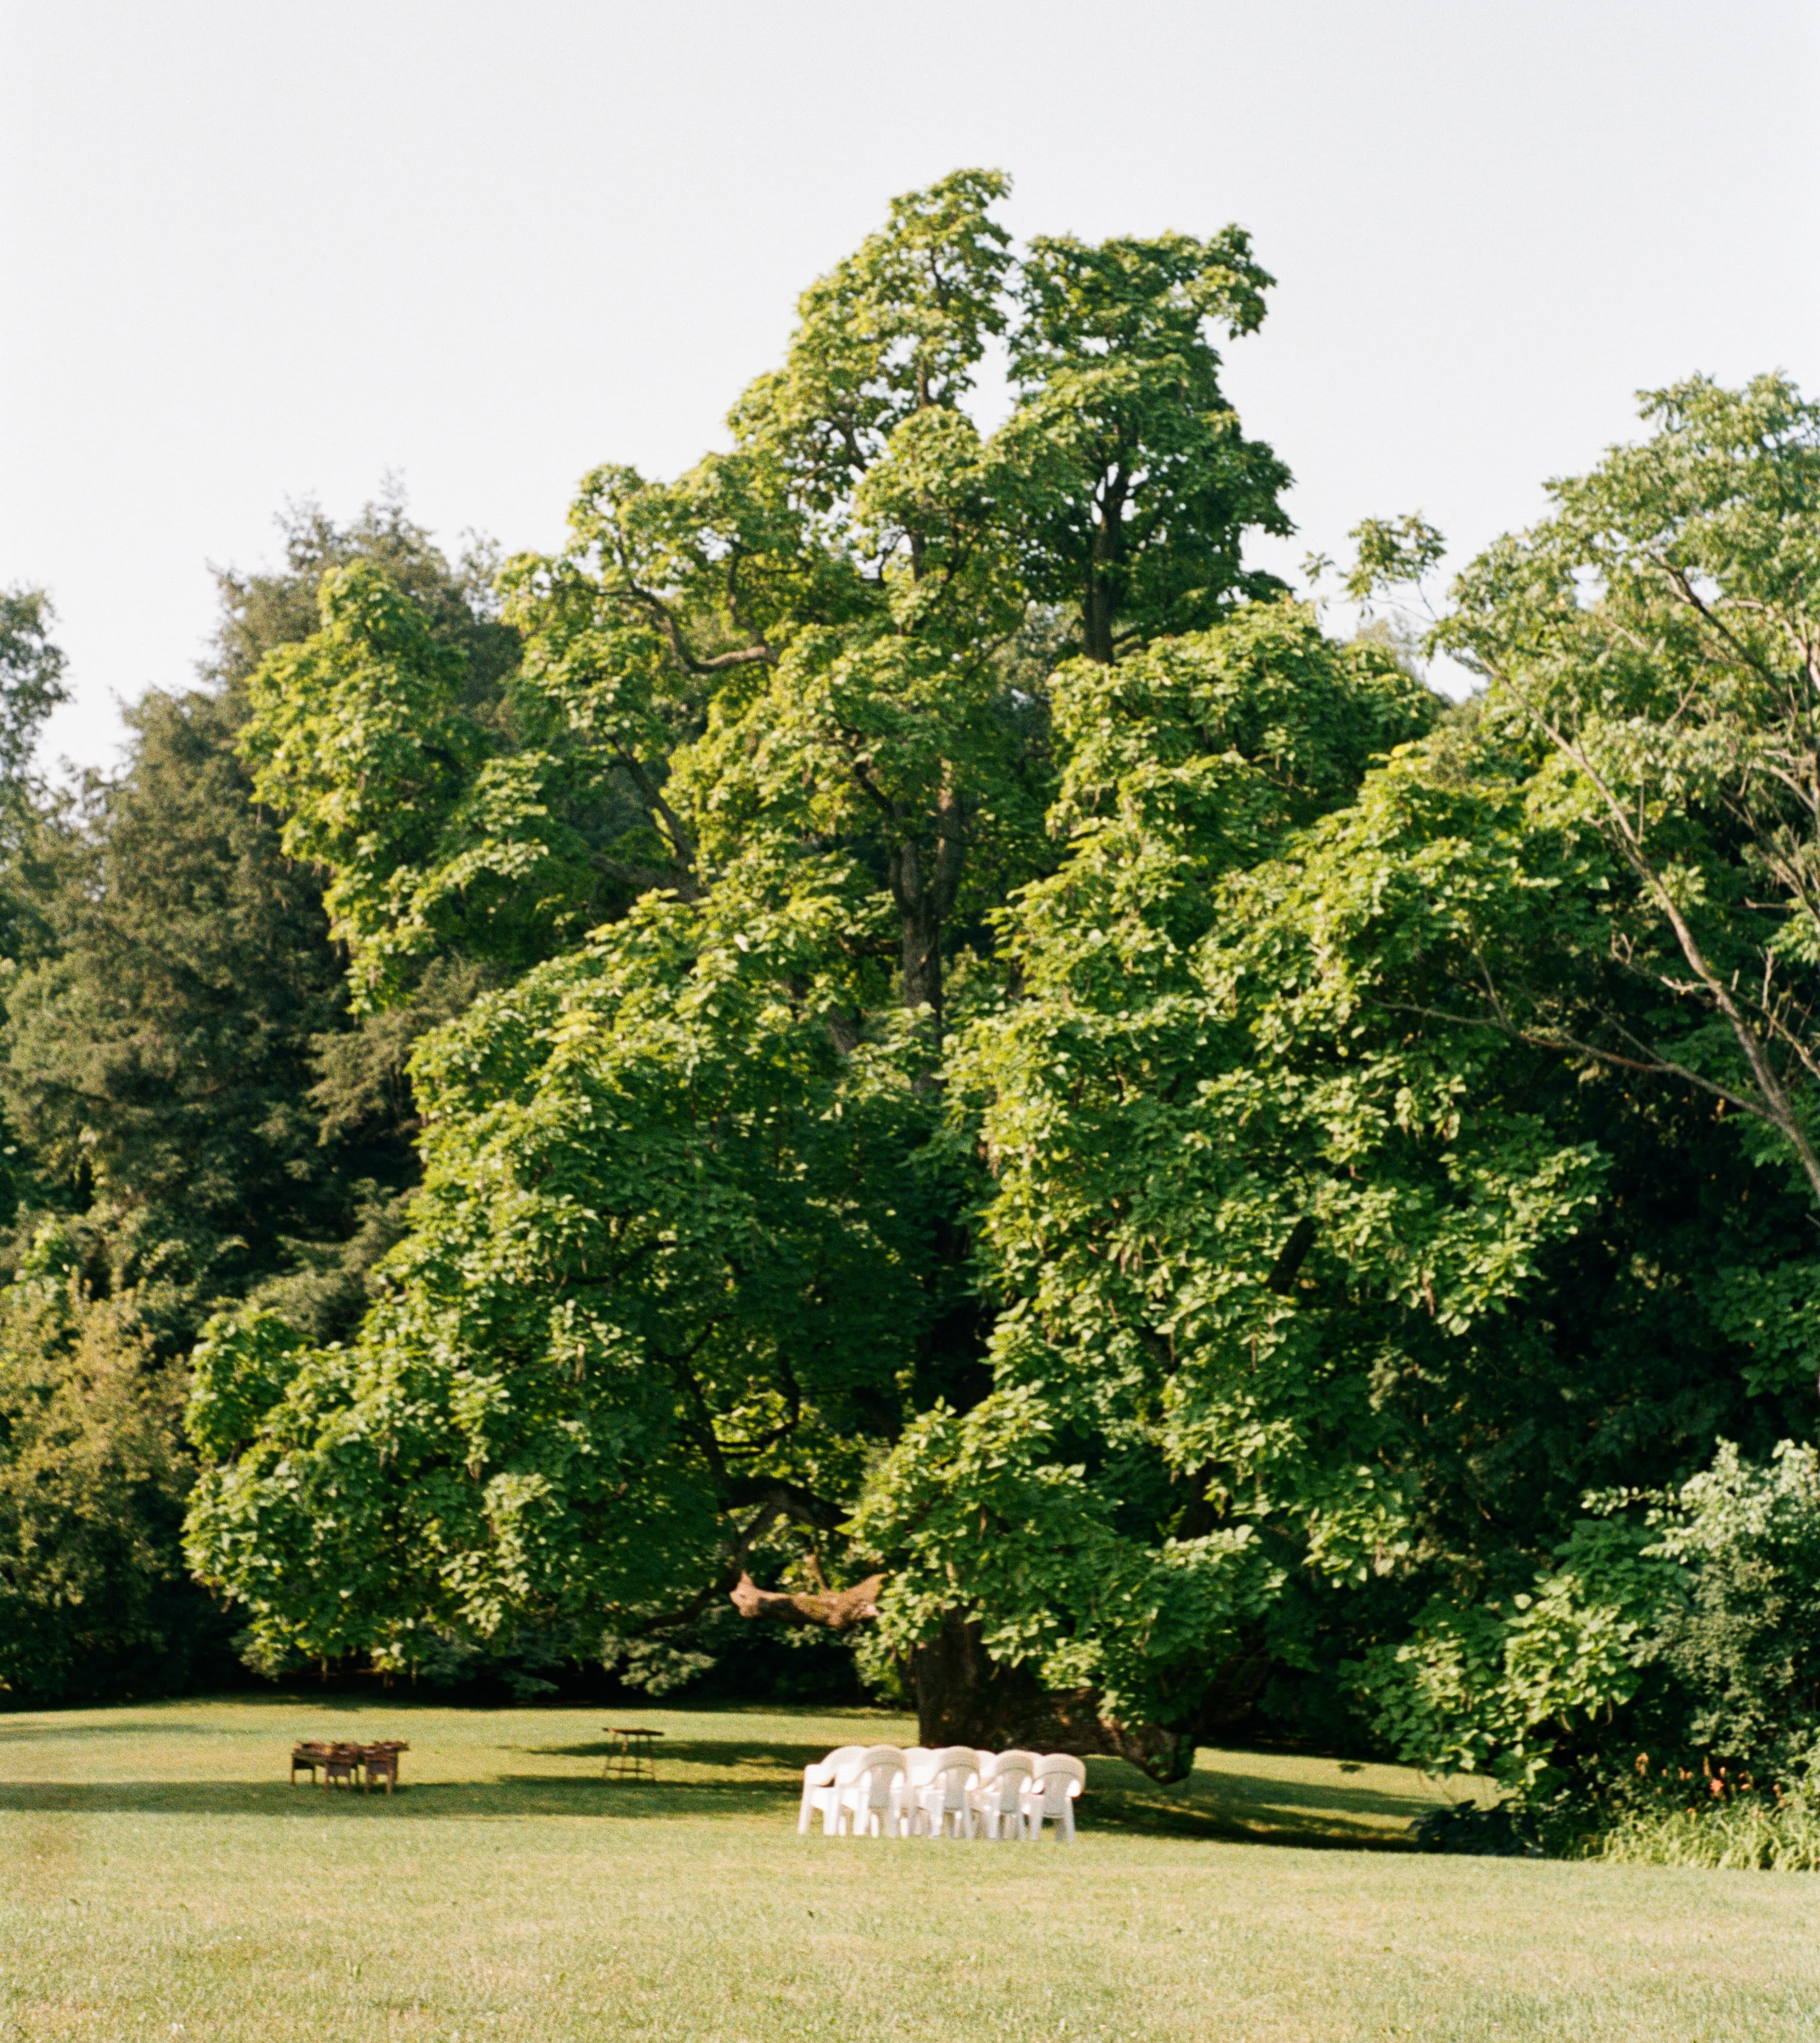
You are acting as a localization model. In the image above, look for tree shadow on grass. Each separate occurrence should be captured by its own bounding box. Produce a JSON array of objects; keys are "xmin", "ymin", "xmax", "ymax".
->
[
  {"xmin": 523, "ymin": 1736, "xmax": 818, "ymax": 1774},
  {"xmin": 0, "ymin": 1778, "xmax": 793, "ymax": 1822},
  {"xmin": 1081, "ymin": 1757, "xmax": 1449, "ymax": 1851},
  {"xmin": 0, "ymin": 1738, "xmax": 819, "ymax": 1825},
  {"xmin": 0, "ymin": 1699, "xmax": 416, "ymax": 1745},
  {"xmin": 1195, "ymin": 1760, "xmax": 1444, "ymax": 1820},
  {"xmin": 0, "ymin": 1738, "xmax": 1460, "ymax": 1850},
  {"xmin": 0, "ymin": 1776, "xmax": 1428, "ymax": 1848}
]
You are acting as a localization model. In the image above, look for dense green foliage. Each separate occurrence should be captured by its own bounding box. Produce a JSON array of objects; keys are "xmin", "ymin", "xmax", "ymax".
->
[
  {"xmin": 1361, "ymin": 1440, "xmax": 1820, "ymax": 1859},
  {"xmin": 4, "ymin": 173, "xmax": 1817, "ymax": 1825},
  {"xmin": 0, "ymin": 509, "xmax": 508, "ymax": 1700},
  {"xmin": 0, "ymin": 1231, "xmax": 197, "ymax": 1699},
  {"xmin": 182, "ymin": 175, "xmax": 1370, "ymax": 1753},
  {"xmin": 1334, "ymin": 374, "xmax": 1820, "ymax": 1814}
]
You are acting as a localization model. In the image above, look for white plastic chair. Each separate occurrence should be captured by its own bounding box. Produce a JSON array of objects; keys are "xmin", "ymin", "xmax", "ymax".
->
[
  {"xmin": 799, "ymin": 1746, "xmax": 866, "ymax": 1834},
  {"xmin": 909, "ymin": 1746, "xmax": 980, "ymax": 1839},
  {"xmin": 891, "ymin": 1749, "xmax": 936, "ymax": 1834},
  {"xmin": 836, "ymin": 1746, "xmax": 907, "ymax": 1837},
  {"xmin": 1019, "ymin": 1753, "xmax": 1085, "ymax": 1842},
  {"xmin": 969, "ymin": 1749, "xmax": 1037, "ymax": 1840}
]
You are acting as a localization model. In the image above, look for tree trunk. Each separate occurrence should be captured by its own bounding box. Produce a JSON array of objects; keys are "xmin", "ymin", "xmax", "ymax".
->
[
  {"xmin": 910, "ymin": 1609, "xmax": 992, "ymax": 1743},
  {"xmin": 1081, "ymin": 471, "xmax": 1127, "ymax": 665},
  {"xmin": 897, "ymin": 861, "xmax": 944, "ymax": 1038},
  {"xmin": 732, "ymin": 1579, "xmax": 1249, "ymax": 1784},
  {"xmin": 910, "ymin": 1613, "xmax": 1196, "ymax": 1778},
  {"xmin": 1083, "ymin": 576, "xmax": 1116, "ymax": 665},
  {"xmin": 901, "ymin": 1609, "xmax": 1267, "ymax": 1784},
  {"xmin": 724, "ymin": 1469, "xmax": 1272, "ymax": 1781},
  {"xmin": 886, "ymin": 785, "xmax": 966, "ymax": 1049}
]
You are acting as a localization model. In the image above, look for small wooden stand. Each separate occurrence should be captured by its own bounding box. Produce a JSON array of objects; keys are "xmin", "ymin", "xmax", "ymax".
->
[{"xmin": 602, "ymin": 1726, "xmax": 663, "ymax": 1781}]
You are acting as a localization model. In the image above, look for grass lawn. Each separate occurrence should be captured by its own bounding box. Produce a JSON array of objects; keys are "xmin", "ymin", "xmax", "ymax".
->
[{"xmin": 2, "ymin": 1697, "xmax": 1819, "ymax": 2041}]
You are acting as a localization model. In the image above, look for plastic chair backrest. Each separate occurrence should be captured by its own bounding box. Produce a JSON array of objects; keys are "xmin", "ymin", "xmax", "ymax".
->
[
  {"xmin": 979, "ymin": 1749, "xmax": 1037, "ymax": 1785},
  {"xmin": 923, "ymin": 1746, "xmax": 979, "ymax": 1805},
  {"xmin": 810, "ymin": 1744, "xmax": 867, "ymax": 1784},
  {"xmin": 900, "ymin": 1746, "xmax": 937, "ymax": 1785},
  {"xmin": 1028, "ymin": 1754, "xmax": 1085, "ymax": 1810},
  {"xmin": 850, "ymin": 1746, "xmax": 905, "ymax": 1804},
  {"xmin": 977, "ymin": 1757, "xmax": 1031, "ymax": 1798}
]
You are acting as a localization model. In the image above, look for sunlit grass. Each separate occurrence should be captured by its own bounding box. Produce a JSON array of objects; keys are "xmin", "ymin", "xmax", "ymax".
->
[{"xmin": 1, "ymin": 1695, "xmax": 1818, "ymax": 2041}]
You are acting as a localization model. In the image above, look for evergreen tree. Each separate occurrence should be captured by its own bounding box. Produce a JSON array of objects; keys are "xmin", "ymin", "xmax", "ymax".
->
[{"xmin": 2, "ymin": 498, "xmax": 515, "ymax": 1343}]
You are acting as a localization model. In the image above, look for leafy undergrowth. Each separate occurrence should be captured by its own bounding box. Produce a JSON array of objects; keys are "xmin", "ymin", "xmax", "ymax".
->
[
  {"xmin": 2, "ymin": 1697, "xmax": 1820, "ymax": 2042},
  {"xmin": 1584, "ymin": 1793, "xmax": 1820, "ymax": 1871}
]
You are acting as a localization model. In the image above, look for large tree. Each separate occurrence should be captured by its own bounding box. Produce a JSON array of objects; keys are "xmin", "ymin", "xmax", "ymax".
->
[
  {"xmin": 1311, "ymin": 378, "xmax": 1820, "ymax": 1801},
  {"xmin": 184, "ymin": 190, "xmax": 1819, "ymax": 1783},
  {"xmin": 184, "ymin": 173, "xmax": 1302, "ymax": 1742}
]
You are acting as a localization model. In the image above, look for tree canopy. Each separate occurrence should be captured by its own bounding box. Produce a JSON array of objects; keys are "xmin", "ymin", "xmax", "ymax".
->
[{"xmin": 3, "ymin": 176, "xmax": 1815, "ymax": 1809}]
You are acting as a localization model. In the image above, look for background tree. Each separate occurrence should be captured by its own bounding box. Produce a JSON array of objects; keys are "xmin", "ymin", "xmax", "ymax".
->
[
  {"xmin": 1433, "ymin": 375, "xmax": 1820, "ymax": 1208},
  {"xmin": 2, "ymin": 500, "xmax": 505, "ymax": 1344},
  {"xmin": 0, "ymin": 1228, "xmax": 199, "ymax": 1704},
  {"xmin": 0, "ymin": 505, "xmax": 525, "ymax": 1705},
  {"xmin": 1283, "ymin": 380, "xmax": 1820, "ymax": 1801},
  {"xmin": 1000, "ymin": 229, "xmax": 1291, "ymax": 662},
  {"xmin": 0, "ymin": 583, "xmax": 70, "ymax": 1200}
]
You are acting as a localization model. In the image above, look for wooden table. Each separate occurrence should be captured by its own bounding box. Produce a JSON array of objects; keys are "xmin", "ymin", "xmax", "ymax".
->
[
  {"xmin": 289, "ymin": 1739, "xmax": 410, "ymax": 1792},
  {"xmin": 291, "ymin": 1741, "xmax": 331, "ymax": 1785},
  {"xmin": 358, "ymin": 1740, "xmax": 410, "ymax": 1794},
  {"xmin": 601, "ymin": 1726, "xmax": 663, "ymax": 1782},
  {"xmin": 322, "ymin": 1744, "xmax": 362, "ymax": 1790}
]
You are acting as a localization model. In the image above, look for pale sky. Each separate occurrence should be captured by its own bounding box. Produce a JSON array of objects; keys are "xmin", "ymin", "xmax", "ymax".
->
[{"xmin": 4, "ymin": 0, "xmax": 1816, "ymax": 769}]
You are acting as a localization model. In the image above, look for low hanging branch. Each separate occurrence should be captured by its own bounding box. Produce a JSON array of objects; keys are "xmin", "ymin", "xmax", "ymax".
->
[{"xmin": 729, "ymin": 1571, "xmax": 883, "ymax": 1629}]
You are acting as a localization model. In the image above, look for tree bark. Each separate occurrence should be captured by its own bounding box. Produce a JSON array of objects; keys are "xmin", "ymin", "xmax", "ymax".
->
[
  {"xmin": 886, "ymin": 784, "xmax": 967, "ymax": 1047},
  {"xmin": 1081, "ymin": 469, "xmax": 1128, "ymax": 665},
  {"xmin": 1083, "ymin": 577, "xmax": 1116, "ymax": 666},
  {"xmin": 896, "ymin": 860, "xmax": 944, "ymax": 1034}
]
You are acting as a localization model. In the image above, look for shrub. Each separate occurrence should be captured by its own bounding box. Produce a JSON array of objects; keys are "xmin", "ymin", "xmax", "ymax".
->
[
  {"xmin": 0, "ymin": 1235, "xmax": 228, "ymax": 1703},
  {"xmin": 1584, "ymin": 1779, "xmax": 1820, "ymax": 1872},
  {"xmin": 1355, "ymin": 1440, "xmax": 1820, "ymax": 1850}
]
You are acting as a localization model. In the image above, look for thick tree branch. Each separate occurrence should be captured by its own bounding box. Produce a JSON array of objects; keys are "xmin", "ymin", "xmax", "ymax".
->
[
  {"xmin": 609, "ymin": 742, "xmax": 698, "ymax": 881},
  {"xmin": 730, "ymin": 1571, "xmax": 882, "ymax": 1629},
  {"xmin": 625, "ymin": 584, "xmax": 774, "ymax": 676},
  {"xmin": 1266, "ymin": 1217, "xmax": 1317, "ymax": 1295}
]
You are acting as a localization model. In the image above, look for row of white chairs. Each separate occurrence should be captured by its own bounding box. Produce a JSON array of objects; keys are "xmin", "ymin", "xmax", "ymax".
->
[{"xmin": 797, "ymin": 1744, "xmax": 1085, "ymax": 1842}]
